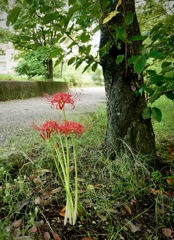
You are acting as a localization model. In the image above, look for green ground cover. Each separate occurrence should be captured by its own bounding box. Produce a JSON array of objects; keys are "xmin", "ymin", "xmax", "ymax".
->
[{"xmin": 0, "ymin": 97, "xmax": 173, "ymax": 240}]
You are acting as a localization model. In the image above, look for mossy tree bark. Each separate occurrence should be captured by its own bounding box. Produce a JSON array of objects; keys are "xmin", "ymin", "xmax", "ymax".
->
[{"xmin": 100, "ymin": 0, "xmax": 155, "ymax": 158}]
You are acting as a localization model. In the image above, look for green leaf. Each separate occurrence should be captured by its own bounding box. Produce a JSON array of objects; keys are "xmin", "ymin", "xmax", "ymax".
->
[
  {"xmin": 42, "ymin": 13, "xmax": 59, "ymax": 24},
  {"xmin": 25, "ymin": 0, "xmax": 33, "ymax": 4},
  {"xmin": 82, "ymin": 63, "xmax": 92, "ymax": 73},
  {"xmin": 68, "ymin": 57, "xmax": 76, "ymax": 66},
  {"xmin": 125, "ymin": 12, "xmax": 134, "ymax": 25},
  {"xmin": 116, "ymin": 27, "xmax": 125, "ymax": 41},
  {"xmin": 148, "ymin": 50, "xmax": 165, "ymax": 59},
  {"xmin": 134, "ymin": 56, "xmax": 146, "ymax": 74},
  {"xmin": 80, "ymin": 32, "xmax": 90, "ymax": 43},
  {"xmin": 54, "ymin": 55, "xmax": 64, "ymax": 67},
  {"xmin": 165, "ymin": 92, "xmax": 174, "ymax": 100},
  {"xmin": 147, "ymin": 70, "xmax": 156, "ymax": 76},
  {"xmin": 131, "ymin": 35, "xmax": 147, "ymax": 41},
  {"xmin": 50, "ymin": 49, "xmax": 62, "ymax": 58},
  {"xmin": 136, "ymin": 83, "xmax": 146, "ymax": 96},
  {"xmin": 127, "ymin": 56, "xmax": 138, "ymax": 66},
  {"xmin": 92, "ymin": 62, "xmax": 98, "ymax": 72},
  {"xmin": 75, "ymin": 59, "xmax": 83, "ymax": 69},
  {"xmin": 103, "ymin": 10, "xmax": 120, "ymax": 24},
  {"xmin": 161, "ymin": 61, "xmax": 171, "ymax": 69},
  {"xmin": 92, "ymin": 25, "xmax": 100, "ymax": 34},
  {"xmin": 6, "ymin": 7, "xmax": 21, "ymax": 26},
  {"xmin": 149, "ymin": 93, "xmax": 161, "ymax": 103},
  {"xmin": 150, "ymin": 75, "xmax": 164, "ymax": 86},
  {"xmin": 99, "ymin": 41, "xmax": 111, "ymax": 58},
  {"xmin": 68, "ymin": 0, "xmax": 76, "ymax": 6},
  {"xmin": 142, "ymin": 107, "xmax": 152, "ymax": 120},
  {"xmin": 152, "ymin": 33, "xmax": 161, "ymax": 42},
  {"xmin": 152, "ymin": 107, "xmax": 162, "ymax": 122},
  {"xmin": 116, "ymin": 55, "xmax": 124, "ymax": 65}
]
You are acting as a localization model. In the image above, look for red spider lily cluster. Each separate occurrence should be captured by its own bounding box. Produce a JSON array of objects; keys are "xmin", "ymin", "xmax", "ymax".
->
[
  {"xmin": 45, "ymin": 92, "xmax": 82, "ymax": 110},
  {"xmin": 33, "ymin": 92, "xmax": 84, "ymax": 140},
  {"xmin": 33, "ymin": 120, "xmax": 84, "ymax": 140},
  {"xmin": 33, "ymin": 92, "xmax": 85, "ymax": 225}
]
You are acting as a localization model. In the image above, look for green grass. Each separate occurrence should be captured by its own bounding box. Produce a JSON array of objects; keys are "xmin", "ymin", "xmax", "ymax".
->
[
  {"xmin": 0, "ymin": 98, "xmax": 173, "ymax": 239},
  {"xmin": 152, "ymin": 95, "xmax": 174, "ymax": 164}
]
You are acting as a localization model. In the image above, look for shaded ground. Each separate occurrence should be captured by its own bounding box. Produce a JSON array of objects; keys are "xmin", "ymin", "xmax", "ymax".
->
[{"xmin": 0, "ymin": 87, "xmax": 106, "ymax": 145}]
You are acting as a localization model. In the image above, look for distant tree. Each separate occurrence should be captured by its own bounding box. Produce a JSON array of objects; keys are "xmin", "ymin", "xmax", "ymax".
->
[{"xmin": 7, "ymin": 0, "xmax": 65, "ymax": 81}]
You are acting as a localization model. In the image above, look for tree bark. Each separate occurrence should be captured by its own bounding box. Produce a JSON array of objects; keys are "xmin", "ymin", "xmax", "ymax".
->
[
  {"xmin": 100, "ymin": 0, "xmax": 155, "ymax": 158},
  {"xmin": 45, "ymin": 59, "xmax": 53, "ymax": 81}
]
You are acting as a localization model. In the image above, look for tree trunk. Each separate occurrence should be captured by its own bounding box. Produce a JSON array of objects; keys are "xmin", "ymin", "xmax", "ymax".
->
[
  {"xmin": 45, "ymin": 59, "xmax": 53, "ymax": 81},
  {"xmin": 100, "ymin": 0, "xmax": 155, "ymax": 158}
]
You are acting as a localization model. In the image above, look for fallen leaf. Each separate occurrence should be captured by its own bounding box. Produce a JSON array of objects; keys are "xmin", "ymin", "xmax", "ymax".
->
[
  {"xmin": 37, "ymin": 169, "xmax": 51, "ymax": 174},
  {"xmin": 51, "ymin": 187, "xmax": 61, "ymax": 194},
  {"xmin": 78, "ymin": 178, "xmax": 85, "ymax": 182},
  {"xmin": 33, "ymin": 177, "xmax": 41, "ymax": 184},
  {"xmin": 29, "ymin": 225, "xmax": 37, "ymax": 233},
  {"xmin": 51, "ymin": 231, "xmax": 61, "ymax": 240},
  {"xmin": 156, "ymin": 207, "xmax": 164, "ymax": 215},
  {"xmin": 127, "ymin": 221, "xmax": 140, "ymax": 233},
  {"xmin": 34, "ymin": 197, "xmax": 41, "ymax": 205},
  {"xmin": 130, "ymin": 198, "xmax": 137, "ymax": 206},
  {"xmin": 163, "ymin": 191, "xmax": 173, "ymax": 196},
  {"xmin": 162, "ymin": 228, "xmax": 172, "ymax": 238},
  {"xmin": 59, "ymin": 206, "xmax": 66, "ymax": 217},
  {"xmin": 87, "ymin": 185, "xmax": 95, "ymax": 190},
  {"xmin": 12, "ymin": 219, "xmax": 22, "ymax": 228},
  {"xmin": 14, "ymin": 200, "xmax": 29, "ymax": 212},
  {"xmin": 123, "ymin": 204, "xmax": 132, "ymax": 215},
  {"xmin": 151, "ymin": 189, "xmax": 160, "ymax": 195},
  {"xmin": 166, "ymin": 178, "xmax": 173, "ymax": 184},
  {"xmin": 44, "ymin": 232, "xmax": 51, "ymax": 240}
]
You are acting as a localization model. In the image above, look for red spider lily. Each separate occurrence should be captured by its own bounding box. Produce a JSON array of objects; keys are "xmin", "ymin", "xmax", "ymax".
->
[
  {"xmin": 32, "ymin": 120, "xmax": 60, "ymax": 140},
  {"xmin": 60, "ymin": 121, "xmax": 84, "ymax": 137},
  {"xmin": 45, "ymin": 92, "xmax": 81, "ymax": 110}
]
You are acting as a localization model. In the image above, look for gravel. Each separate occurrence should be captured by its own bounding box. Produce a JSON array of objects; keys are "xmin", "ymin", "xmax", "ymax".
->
[{"xmin": 0, "ymin": 87, "xmax": 106, "ymax": 146}]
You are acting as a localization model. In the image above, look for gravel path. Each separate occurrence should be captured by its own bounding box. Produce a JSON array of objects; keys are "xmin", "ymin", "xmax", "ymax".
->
[{"xmin": 0, "ymin": 87, "xmax": 106, "ymax": 145}]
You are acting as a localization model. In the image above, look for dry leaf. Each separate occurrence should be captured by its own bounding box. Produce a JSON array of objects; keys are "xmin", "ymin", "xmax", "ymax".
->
[
  {"xmin": 163, "ymin": 191, "xmax": 173, "ymax": 196},
  {"xmin": 123, "ymin": 204, "xmax": 132, "ymax": 215},
  {"xmin": 166, "ymin": 178, "xmax": 173, "ymax": 184},
  {"xmin": 29, "ymin": 225, "xmax": 37, "ymax": 233},
  {"xmin": 34, "ymin": 197, "xmax": 41, "ymax": 205},
  {"xmin": 59, "ymin": 206, "xmax": 66, "ymax": 217},
  {"xmin": 162, "ymin": 228, "xmax": 172, "ymax": 238},
  {"xmin": 37, "ymin": 169, "xmax": 51, "ymax": 174},
  {"xmin": 87, "ymin": 185, "xmax": 95, "ymax": 190},
  {"xmin": 130, "ymin": 198, "xmax": 137, "ymax": 206},
  {"xmin": 51, "ymin": 231, "xmax": 61, "ymax": 240},
  {"xmin": 44, "ymin": 232, "xmax": 51, "ymax": 240},
  {"xmin": 12, "ymin": 219, "xmax": 22, "ymax": 228},
  {"xmin": 156, "ymin": 207, "xmax": 164, "ymax": 215},
  {"xmin": 33, "ymin": 177, "xmax": 41, "ymax": 184},
  {"xmin": 14, "ymin": 200, "xmax": 29, "ymax": 212},
  {"xmin": 51, "ymin": 187, "xmax": 61, "ymax": 194},
  {"xmin": 127, "ymin": 221, "xmax": 140, "ymax": 233}
]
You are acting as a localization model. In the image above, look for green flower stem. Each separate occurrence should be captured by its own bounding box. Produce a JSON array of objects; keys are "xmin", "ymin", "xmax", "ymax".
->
[
  {"xmin": 62, "ymin": 108, "xmax": 66, "ymax": 121},
  {"xmin": 46, "ymin": 139, "xmax": 65, "ymax": 188},
  {"xmin": 72, "ymin": 137, "xmax": 78, "ymax": 225}
]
